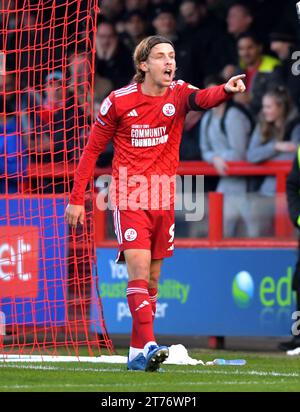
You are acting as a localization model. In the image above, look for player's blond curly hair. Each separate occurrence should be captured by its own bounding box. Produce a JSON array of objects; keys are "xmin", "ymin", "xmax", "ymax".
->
[{"xmin": 133, "ymin": 35, "xmax": 174, "ymax": 83}]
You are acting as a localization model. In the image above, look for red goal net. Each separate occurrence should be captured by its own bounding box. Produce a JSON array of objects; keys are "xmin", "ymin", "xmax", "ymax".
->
[{"xmin": 0, "ymin": 0, "xmax": 113, "ymax": 357}]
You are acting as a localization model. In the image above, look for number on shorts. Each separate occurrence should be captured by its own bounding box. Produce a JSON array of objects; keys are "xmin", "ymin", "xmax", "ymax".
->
[{"xmin": 168, "ymin": 224, "xmax": 175, "ymax": 244}]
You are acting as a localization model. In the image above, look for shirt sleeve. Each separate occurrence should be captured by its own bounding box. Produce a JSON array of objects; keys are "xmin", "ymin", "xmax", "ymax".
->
[
  {"xmin": 69, "ymin": 92, "xmax": 117, "ymax": 205},
  {"xmin": 179, "ymin": 81, "xmax": 233, "ymax": 112}
]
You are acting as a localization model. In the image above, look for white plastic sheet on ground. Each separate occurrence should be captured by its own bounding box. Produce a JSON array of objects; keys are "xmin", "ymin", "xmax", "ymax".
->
[
  {"xmin": 0, "ymin": 344, "xmax": 204, "ymax": 365},
  {"xmin": 287, "ymin": 346, "xmax": 300, "ymax": 356}
]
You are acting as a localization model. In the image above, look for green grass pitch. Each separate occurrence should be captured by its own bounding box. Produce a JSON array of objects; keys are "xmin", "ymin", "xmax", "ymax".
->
[{"xmin": 0, "ymin": 349, "xmax": 300, "ymax": 392}]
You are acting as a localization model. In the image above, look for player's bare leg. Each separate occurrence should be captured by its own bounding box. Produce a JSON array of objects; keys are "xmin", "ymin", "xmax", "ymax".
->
[
  {"xmin": 124, "ymin": 249, "xmax": 151, "ymax": 281},
  {"xmin": 124, "ymin": 250, "xmax": 168, "ymax": 371},
  {"xmin": 130, "ymin": 258, "xmax": 163, "ymax": 352}
]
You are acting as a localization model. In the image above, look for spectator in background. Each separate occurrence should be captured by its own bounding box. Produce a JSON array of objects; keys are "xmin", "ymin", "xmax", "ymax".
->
[
  {"xmin": 0, "ymin": 8, "xmax": 53, "ymax": 90},
  {"xmin": 94, "ymin": 74, "xmax": 114, "ymax": 103},
  {"xmin": 178, "ymin": 0, "xmax": 231, "ymax": 159},
  {"xmin": 227, "ymin": 2, "xmax": 254, "ymax": 38},
  {"xmin": 0, "ymin": 0, "xmax": 17, "ymax": 27},
  {"xmin": 95, "ymin": 18, "xmax": 134, "ymax": 89},
  {"xmin": 0, "ymin": 1, "xmax": 18, "ymax": 62},
  {"xmin": 68, "ymin": 48, "xmax": 91, "ymax": 87},
  {"xmin": 121, "ymin": 10, "xmax": 150, "ymax": 52},
  {"xmin": 152, "ymin": 3, "xmax": 200, "ymax": 86},
  {"xmin": 270, "ymin": 26, "xmax": 300, "ymax": 111},
  {"xmin": 179, "ymin": 0, "xmax": 231, "ymax": 82},
  {"xmin": 179, "ymin": 0, "xmax": 218, "ymax": 36},
  {"xmin": 222, "ymin": 2, "xmax": 255, "ymax": 79},
  {"xmin": 151, "ymin": 4, "xmax": 177, "ymax": 38},
  {"xmin": 199, "ymin": 75, "xmax": 254, "ymax": 237},
  {"xmin": 247, "ymin": 86, "xmax": 300, "ymax": 236},
  {"xmin": 125, "ymin": 0, "xmax": 150, "ymax": 14},
  {"xmin": 234, "ymin": 31, "xmax": 281, "ymax": 117},
  {"xmin": 27, "ymin": 71, "xmax": 85, "ymax": 193},
  {"xmin": 68, "ymin": 46, "xmax": 93, "ymax": 112},
  {"xmin": 150, "ymin": 0, "xmax": 178, "ymax": 5},
  {"xmin": 42, "ymin": 71, "xmax": 85, "ymax": 162},
  {"xmin": 209, "ymin": 0, "xmax": 285, "ymax": 36},
  {"xmin": 18, "ymin": 9, "xmax": 62, "ymax": 90},
  {"xmin": 67, "ymin": 45, "xmax": 94, "ymax": 138},
  {"xmin": 100, "ymin": 0, "xmax": 125, "ymax": 24},
  {"xmin": 23, "ymin": 46, "xmax": 90, "ymax": 175},
  {"xmin": 94, "ymin": 79, "xmax": 114, "ymax": 168},
  {"xmin": 0, "ymin": 71, "xmax": 28, "ymax": 193}
]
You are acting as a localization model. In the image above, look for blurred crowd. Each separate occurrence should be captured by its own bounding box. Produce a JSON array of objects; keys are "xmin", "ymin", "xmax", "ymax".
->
[
  {"xmin": 0, "ymin": 0, "xmax": 93, "ymax": 193},
  {"xmin": 95, "ymin": 0, "xmax": 300, "ymax": 237},
  {"xmin": 1, "ymin": 0, "xmax": 300, "ymax": 237}
]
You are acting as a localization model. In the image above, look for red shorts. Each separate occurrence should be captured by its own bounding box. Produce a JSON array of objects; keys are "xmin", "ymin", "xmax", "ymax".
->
[{"xmin": 113, "ymin": 207, "xmax": 175, "ymax": 263}]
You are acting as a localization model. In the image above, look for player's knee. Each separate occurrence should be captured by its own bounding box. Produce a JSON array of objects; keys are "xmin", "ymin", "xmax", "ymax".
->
[{"xmin": 128, "ymin": 262, "xmax": 150, "ymax": 280}]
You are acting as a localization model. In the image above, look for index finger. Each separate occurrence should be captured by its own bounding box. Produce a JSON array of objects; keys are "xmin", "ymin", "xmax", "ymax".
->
[{"xmin": 231, "ymin": 74, "xmax": 246, "ymax": 81}]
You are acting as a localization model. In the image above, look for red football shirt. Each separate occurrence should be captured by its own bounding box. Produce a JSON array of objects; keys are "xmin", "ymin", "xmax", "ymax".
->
[{"xmin": 70, "ymin": 80, "xmax": 231, "ymax": 209}]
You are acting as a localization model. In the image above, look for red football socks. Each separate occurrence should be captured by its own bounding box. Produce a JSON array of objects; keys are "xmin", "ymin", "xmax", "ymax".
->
[
  {"xmin": 149, "ymin": 287, "xmax": 158, "ymax": 320},
  {"xmin": 129, "ymin": 285, "xmax": 158, "ymax": 349},
  {"xmin": 127, "ymin": 279, "xmax": 155, "ymax": 347}
]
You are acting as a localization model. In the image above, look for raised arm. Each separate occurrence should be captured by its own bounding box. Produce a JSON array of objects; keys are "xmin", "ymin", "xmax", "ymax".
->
[{"xmin": 188, "ymin": 74, "xmax": 246, "ymax": 111}]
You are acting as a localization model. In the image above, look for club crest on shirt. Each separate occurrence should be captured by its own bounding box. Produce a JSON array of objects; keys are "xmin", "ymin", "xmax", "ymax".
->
[
  {"xmin": 162, "ymin": 103, "xmax": 175, "ymax": 117},
  {"xmin": 100, "ymin": 97, "xmax": 112, "ymax": 116},
  {"xmin": 124, "ymin": 228, "xmax": 137, "ymax": 242}
]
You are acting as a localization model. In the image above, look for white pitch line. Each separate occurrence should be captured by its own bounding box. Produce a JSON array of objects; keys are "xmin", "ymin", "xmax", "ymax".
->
[
  {"xmin": 172, "ymin": 369, "xmax": 300, "ymax": 378},
  {"xmin": 0, "ymin": 364, "xmax": 299, "ymax": 379},
  {"xmin": 0, "ymin": 364, "xmax": 123, "ymax": 373},
  {"xmin": 245, "ymin": 370, "xmax": 299, "ymax": 377},
  {"xmin": 0, "ymin": 381, "xmax": 279, "ymax": 390}
]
